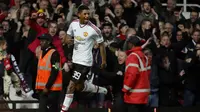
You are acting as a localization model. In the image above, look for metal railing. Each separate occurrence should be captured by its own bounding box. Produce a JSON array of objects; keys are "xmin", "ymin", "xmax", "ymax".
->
[{"xmin": 162, "ymin": 0, "xmax": 200, "ymax": 12}]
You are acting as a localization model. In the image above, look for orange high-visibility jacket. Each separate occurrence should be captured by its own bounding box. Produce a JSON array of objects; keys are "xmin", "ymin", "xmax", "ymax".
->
[{"xmin": 36, "ymin": 49, "xmax": 62, "ymax": 91}]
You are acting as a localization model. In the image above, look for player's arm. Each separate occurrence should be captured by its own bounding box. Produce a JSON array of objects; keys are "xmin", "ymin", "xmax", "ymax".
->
[{"xmin": 66, "ymin": 22, "xmax": 74, "ymax": 44}]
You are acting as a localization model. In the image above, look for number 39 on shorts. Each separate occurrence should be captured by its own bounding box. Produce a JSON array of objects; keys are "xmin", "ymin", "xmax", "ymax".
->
[{"xmin": 72, "ymin": 71, "xmax": 81, "ymax": 80}]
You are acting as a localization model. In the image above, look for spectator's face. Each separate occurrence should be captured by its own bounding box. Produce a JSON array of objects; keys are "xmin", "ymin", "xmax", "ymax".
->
[
  {"xmin": 40, "ymin": 1, "xmax": 49, "ymax": 10},
  {"xmin": 49, "ymin": 0, "xmax": 58, "ymax": 7},
  {"xmin": 36, "ymin": 18, "xmax": 45, "ymax": 26},
  {"xmin": 120, "ymin": 25, "xmax": 129, "ymax": 34},
  {"xmin": 114, "ymin": 4, "xmax": 124, "ymax": 17},
  {"xmin": 160, "ymin": 36, "xmax": 171, "ymax": 47},
  {"xmin": 48, "ymin": 23, "xmax": 58, "ymax": 36},
  {"xmin": 192, "ymin": 31, "xmax": 200, "ymax": 43},
  {"xmin": 57, "ymin": 18, "xmax": 64, "ymax": 24},
  {"xmin": 2, "ymin": 21, "xmax": 9, "ymax": 33},
  {"xmin": 117, "ymin": 50, "xmax": 127, "ymax": 64},
  {"xmin": 57, "ymin": 18, "xmax": 65, "ymax": 29},
  {"xmin": 59, "ymin": 31, "xmax": 66, "ymax": 43},
  {"xmin": 190, "ymin": 12, "xmax": 198, "ymax": 23},
  {"xmin": 21, "ymin": 6, "xmax": 30, "ymax": 17},
  {"xmin": 40, "ymin": 39, "xmax": 50, "ymax": 50},
  {"xmin": 23, "ymin": 16, "xmax": 30, "ymax": 26},
  {"xmin": 164, "ymin": 23, "xmax": 173, "ymax": 34},
  {"xmin": 142, "ymin": 21, "xmax": 151, "ymax": 30},
  {"xmin": 103, "ymin": 26, "xmax": 112, "ymax": 37},
  {"xmin": 78, "ymin": 10, "xmax": 90, "ymax": 24},
  {"xmin": 167, "ymin": 0, "xmax": 176, "ymax": 10},
  {"xmin": 176, "ymin": 31, "xmax": 182, "ymax": 41},
  {"xmin": 143, "ymin": 2, "xmax": 151, "ymax": 13}
]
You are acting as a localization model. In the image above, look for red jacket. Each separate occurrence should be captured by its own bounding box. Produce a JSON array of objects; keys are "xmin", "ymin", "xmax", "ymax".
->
[
  {"xmin": 122, "ymin": 47, "xmax": 150, "ymax": 104},
  {"xmin": 28, "ymin": 20, "xmax": 67, "ymax": 64}
]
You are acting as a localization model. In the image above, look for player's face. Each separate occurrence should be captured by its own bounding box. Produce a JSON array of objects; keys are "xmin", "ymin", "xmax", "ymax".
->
[{"xmin": 78, "ymin": 10, "xmax": 90, "ymax": 24}]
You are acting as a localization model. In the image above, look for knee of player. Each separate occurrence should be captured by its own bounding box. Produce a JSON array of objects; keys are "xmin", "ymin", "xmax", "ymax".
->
[{"xmin": 75, "ymin": 83, "xmax": 84, "ymax": 91}]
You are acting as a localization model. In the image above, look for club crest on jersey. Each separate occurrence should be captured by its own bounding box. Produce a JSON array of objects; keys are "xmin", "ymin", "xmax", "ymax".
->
[{"xmin": 83, "ymin": 32, "xmax": 88, "ymax": 37}]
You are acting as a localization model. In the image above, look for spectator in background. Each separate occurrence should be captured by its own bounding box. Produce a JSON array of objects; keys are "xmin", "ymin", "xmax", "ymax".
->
[
  {"xmin": 135, "ymin": 1, "xmax": 158, "ymax": 29},
  {"xmin": 137, "ymin": 19, "xmax": 152, "ymax": 40}
]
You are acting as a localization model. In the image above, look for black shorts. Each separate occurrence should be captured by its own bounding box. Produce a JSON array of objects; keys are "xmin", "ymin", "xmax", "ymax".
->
[{"xmin": 71, "ymin": 63, "xmax": 91, "ymax": 83}]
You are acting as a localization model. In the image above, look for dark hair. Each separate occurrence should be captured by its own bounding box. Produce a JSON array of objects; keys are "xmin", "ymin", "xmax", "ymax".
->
[
  {"xmin": 160, "ymin": 31, "xmax": 170, "ymax": 40},
  {"xmin": 2, "ymin": 20, "xmax": 10, "ymax": 26},
  {"xmin": 192, "ymin": 29, "xmax": 200, "ymax": 35},
  {"xmin": 78, "ymin": 5, "xmax": 89, "ymax": 13},
  {"xmin": 141, "ymin": 19, "xmax": 151, "ymax": 25},
  {"xmin": 142, "ymin": 1, "xmax": 151, "ymax": 6},
  {"xmin": 48, "ymin": 21, "xmax": 57, "ymax": 27}
]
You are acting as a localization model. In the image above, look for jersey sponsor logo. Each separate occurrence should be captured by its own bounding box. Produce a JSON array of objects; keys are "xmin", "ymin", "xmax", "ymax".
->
[
  {"xmin": 75, "ymin": 36, "xmax": 85, "ymax": 41},
  {"xmin": 83, "ymin": 32, "xmax": 88, "ymax": 37}
]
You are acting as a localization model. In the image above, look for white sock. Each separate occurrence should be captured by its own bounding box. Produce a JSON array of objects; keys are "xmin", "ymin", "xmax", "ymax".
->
[
  {"xmin": 61, "ymin": 94, "xmax": 74, "ymax": 112},
  {"xmin": 82, "ymin": 81, "xmax": 107, "ymax": 94}
]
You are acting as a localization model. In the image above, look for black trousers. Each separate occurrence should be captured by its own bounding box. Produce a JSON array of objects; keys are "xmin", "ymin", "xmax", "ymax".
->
[{"xmin": 38, "ymin": 91, "xmax": 61, "ymax": 112}]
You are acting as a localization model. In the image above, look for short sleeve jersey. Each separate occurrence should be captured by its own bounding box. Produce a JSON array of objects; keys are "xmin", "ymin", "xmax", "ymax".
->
[{"xmin": 67, "ymin": 19, "xmax": 104, "ymax": 66}]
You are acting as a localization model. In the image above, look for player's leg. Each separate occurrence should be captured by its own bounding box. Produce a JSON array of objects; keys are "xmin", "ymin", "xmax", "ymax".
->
[
  {"xmin": 61, "ymin": 80, "xmax": 76, "ymax": 112},
  {"xmin": 74, "ymin": 66, "xmax": 107, "ymax": 94},
  {"xmin": 61, "ymin": 64, "xmax": 84, "ymax": 112},
  {"xmin": 81, "ymin": 80, "xmax": 107, "ymax": 94}
]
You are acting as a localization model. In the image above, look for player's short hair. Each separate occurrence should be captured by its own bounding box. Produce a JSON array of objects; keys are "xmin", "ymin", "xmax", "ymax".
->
[{"xmin": 78, "ymin": 5, "xmax": 89, "ymax": 13}]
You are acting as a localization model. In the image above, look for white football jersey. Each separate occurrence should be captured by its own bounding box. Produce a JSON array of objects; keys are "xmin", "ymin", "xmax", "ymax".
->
[{"xmin": 67, "ymin": 19, "xmax": 104, "ymax": 66}]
